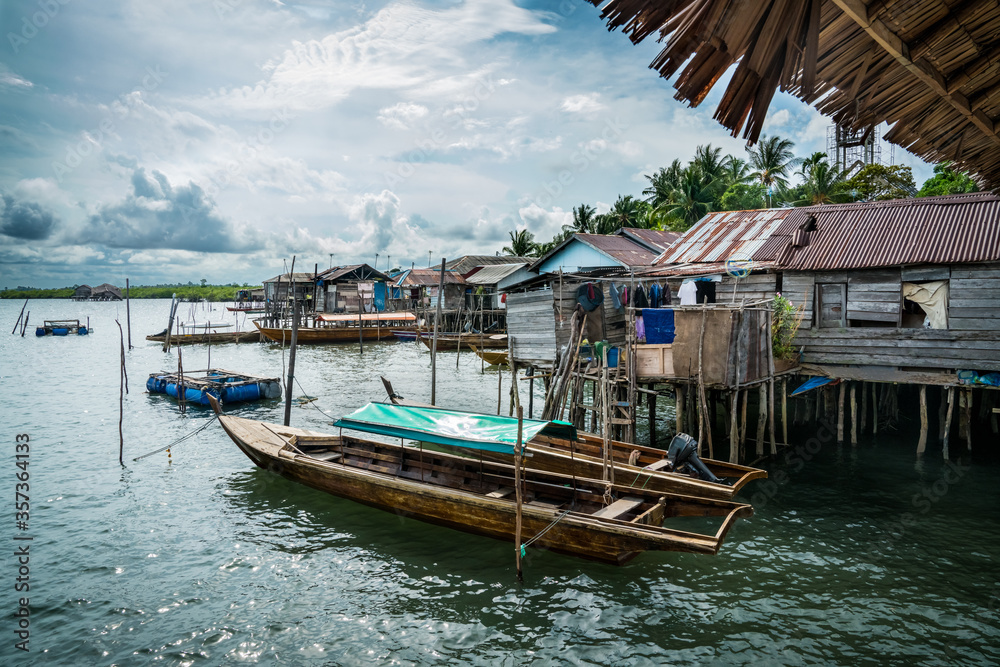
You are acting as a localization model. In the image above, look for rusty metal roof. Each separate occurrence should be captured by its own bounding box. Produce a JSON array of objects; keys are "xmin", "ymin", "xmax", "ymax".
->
[
  {"xmin": 637, "ymin": 260, "xmax": 777, "ymax": 278},
  {"xmin": 757, "ymin": 192, "xmax": 1000, "ymax": 270},
  {"xmin": 576, "ymin": 233, "xmax": 659, "ymax": 266},
  {"xmin": 394, "ymin": 268, "xmax": 467, "ymax": 287},
  {"xmin": 654, "ymin": 209, "xmax": 793, "ymax": 266},
  {"xmin": 618, "ymin": 228, "xmax": 681, "ymax": 253}
]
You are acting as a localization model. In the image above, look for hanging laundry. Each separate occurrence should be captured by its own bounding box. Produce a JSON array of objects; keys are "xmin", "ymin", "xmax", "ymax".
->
[
  {"xmin": 649, "ymin": 283, "xmax": 662, "ymax": 308},
  {"xmin": 678, "ymin": 280, "xmax": 697, "ymax": 305},
  {"xmin": 662, "ymin": 283, "xmax": 672, "ymax": 306},
  {"xmin": 633, "ymin": 284, "xmax": 649, "ymax": 309},
  {"xmin": 695, "ymin": 279, "xmax": 716, "ymax": 304},
  {"xmin": 609, "ymin": 282, "xmax": 623, "ymax": 311},
  {"xmin": 576, "ymin": 282, "xmax": 604, "ymax": 312},
  {"xmin": 635, "ymin": 315, "xmax": 645, "ymax": 342}
]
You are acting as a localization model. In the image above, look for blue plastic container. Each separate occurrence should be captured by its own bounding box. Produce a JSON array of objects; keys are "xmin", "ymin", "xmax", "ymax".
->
[
  {"xmin": 52, "ymin": 328, "xmax": 69, "ymax": 336},
  {"xmin": 223, "ymin": 383, "xmax": 262, "ymax": 403}
]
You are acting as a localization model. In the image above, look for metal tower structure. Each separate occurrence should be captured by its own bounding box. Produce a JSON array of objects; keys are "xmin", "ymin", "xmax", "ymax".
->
[{"xmin": 827, "ymin": 123, "xmax": 882, "ymax": 175}]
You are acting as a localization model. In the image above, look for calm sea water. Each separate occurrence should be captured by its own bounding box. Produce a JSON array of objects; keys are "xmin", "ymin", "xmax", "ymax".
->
[{"xmin": 1, "ymin": 299, "xmax": 998, "ymax": 666}]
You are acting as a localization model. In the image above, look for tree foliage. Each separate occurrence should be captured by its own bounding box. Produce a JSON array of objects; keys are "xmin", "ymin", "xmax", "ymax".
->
[
  {"xmin": 502, "ymin": 229, "xmax": 538, "ymax": 257},
  {"xmin": 844, "ymin": 164, "xmax": 916, "ymax": 201},
  {"xmin": 916, "ymin": 162, "xmax": 979, "ymax": 197}
]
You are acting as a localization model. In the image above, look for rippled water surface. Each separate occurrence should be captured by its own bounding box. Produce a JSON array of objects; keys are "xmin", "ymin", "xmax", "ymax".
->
[{"xmin": 2, "ymin": 299, "xmax": 999, "ymax": 665}]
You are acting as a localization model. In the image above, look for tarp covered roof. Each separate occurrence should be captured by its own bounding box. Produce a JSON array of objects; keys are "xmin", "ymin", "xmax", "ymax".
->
[{"xmin": 333, "ymin": 403, "xmax": 577, "ymax": 454}]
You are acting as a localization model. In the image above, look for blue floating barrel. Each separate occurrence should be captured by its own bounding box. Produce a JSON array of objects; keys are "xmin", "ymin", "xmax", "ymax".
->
[
  {"xmin": 165, "ymin": 383, "xmax": 211, "ymax": 405},
  {"xmin": 35, "ymin": 327, "xmax": 45, "ymax": 336},
  {"xmin": 52, "ymin": 328, "xmax": 69, "ymax": 336},
  {"xmin": 261, "ymin": 381, "xmax": 282, "ymax": 399},
  {"xmin": 78, "ymin": 326, "xmax": 88, "ymax": 335},
  {"xmin": 222, "ymin": 383, "xmax": 262, "ymax": 403}
]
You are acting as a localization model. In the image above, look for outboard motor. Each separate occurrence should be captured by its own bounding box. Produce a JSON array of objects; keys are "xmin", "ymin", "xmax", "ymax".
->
[{"xmin": 667, "ymin": 433, "xmax": 725, "ymax": 484}]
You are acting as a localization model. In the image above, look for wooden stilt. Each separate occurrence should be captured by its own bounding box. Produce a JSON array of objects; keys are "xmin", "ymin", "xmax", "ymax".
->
[
  {"xmin": 917, "ymin": 384, "xmax": 928, "ymax": 455},
  {"xmin": 860, "ymin": 380, "xmax": 868, "ymax": 433},
  {"xmin": 872, "ymin": 383, "xmax": 879, "ymax": 436},
  {"xmin": 768, "ymin": 379, "xmax": 777, "ymax": 455},
  {"xmin": 497, "ymin": 363, "xmax": 503, "ymax": 415},
  {"xmin": 850, "ymin": 382, "xmax": 857, "ymax": 445},
  {"xmin": 676, "ymin": 385, "xmax": 685, "ymax": 434},
  {"xmin": 837, "ymin": 382, "xmax": 846, "ymax": 443},
  {"xmin": 514, "ymin": 405, "xmax": 524, "ymax": 581},
  {"xmin": 739, "ymin": 389, "xmax": 748, "ymax": 455},
  {"xmin": 963, "ymin": 389, "xmax": 973, "ymax": 454},
  {"xmin": 815, "ymin": 384, "xmax": 822, "ymax": 422},
  {"xmin": 647, "ymin": 383, "xmax": 657, "ymax": 447},
  {"xmin": 729, "ymin": 389, "xmax": 739, "ymax": 464},
  {"xmin": 756, "ymin": 383, "xmax": 766, "ymax": 458},
  {"xmin": 781, "ymin": 378, "xmax": 788, "ymax": 445},
  {"xmin": 942, "ymin": 386, "xmax": 955, "ymax": 459},
  {"xmin": 937, "ymin": 386, "xmax": 947, "ymax": 441}
]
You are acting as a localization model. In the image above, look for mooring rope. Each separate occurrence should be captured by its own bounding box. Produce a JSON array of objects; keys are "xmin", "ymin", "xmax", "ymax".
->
[
  {"xmin": 520, "ymin": 509, "xmax": 572, "ymax": 556},
  {"xmin": 132, "ymin": 415, "xmax": 219, "ymax": 461},
  {"xmin": 293, "ymin": 376, "xmax": 337, "ymax": 421}
]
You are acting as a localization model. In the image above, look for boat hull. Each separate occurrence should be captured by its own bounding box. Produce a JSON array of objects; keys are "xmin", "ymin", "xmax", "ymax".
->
[
  {"xmin": 255, "ymin": 322, "xmax": 408, "ymax": 344},
  {"xmin": 145, "ymin": 331, "xmax": 260, "ymax": 344},
  {"xmin": 216, "ymin": 415, "xmax": 752, "ymax": 564}
]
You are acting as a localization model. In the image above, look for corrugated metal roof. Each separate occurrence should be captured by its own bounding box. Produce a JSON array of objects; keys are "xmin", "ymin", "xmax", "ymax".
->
[
  {"xmin": 317, "ymin": 264, "xmax": 389, "ymax": 282},
  {"xmin": 465, "ymin": 263, "xmax": 529, "ymax": 285},
  {"xmin": 637, "ymin": 261, "xmax": 776, "ymax": 278},
  {"xmin": 264, "ymin": 272, "xmax": 318, "ymax": 284},
  {"xmin": 654, "ymin": 209, "xmax": 793, "ymax": 265},
  {"xmin": 444, "ymin": 255, "xmax": 529, "ymax": 274},
  {"xmin": 757, "ymin": 192, "xmax": 1000, "ymax": 271},
  {"xmin": 576, "ymin": 234, "xmax": 659, "ymax": 266},
  {"xmin": 395, "ymin": 269, "xmax": 467, "ymax": 287},
  {"xmin": 618, "ymin": 228, "xmax": 681, "ymax": 252}
]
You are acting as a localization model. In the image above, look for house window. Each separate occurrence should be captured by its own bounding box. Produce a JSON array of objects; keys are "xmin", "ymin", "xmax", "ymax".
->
[
  {"xmin": 902, "ymin": 281, "xmax": 949, "ymax": 329},
  {"xmin": 816, "ymin": 283, "xmax": 846, "ymax": 328}
]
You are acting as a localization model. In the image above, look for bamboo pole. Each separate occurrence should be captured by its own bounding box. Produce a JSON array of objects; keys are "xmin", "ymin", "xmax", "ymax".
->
[
  {"xmin": 647, "ymin": 383, "xmax": 657, "ymax": 447},
  {"xmin": 163, "ymin": 294, "xmax": 178, "ymax": 352},
  {"xmin": 125, "ymin": 279, "xmax": 133, "ymax": 349},
  {"xmin": 11, "ymin": 298, "xmax": 27, "ymax": 334},
  {"xmin": 283, "ymin": 296, "xmax": 299, "ymax": 427},
  {"xmin": 860, "ymin": 381, "xmax": 868, "ymax": 433},
  {"xmin": 942, "ymin": 386, "xmax": 955, "ymax": 459},
  {"xmin": 497, "ymin": 362, "xmax": 503, "ymax": 415},
  {"xmin": 917, "ymin": 384, "xmax": 928, "ymax": 455},
  {"xmin": 20, "ymin": 312, "xmax": 30, "ymax": 337},
  {"xmin": 729, "ymin": 389, "xmax": 739, "ymax": 463},
  {"xmin": 696, "ymin": 304, "xmax": 710, "ymax": 456},
  {"xmin": 963, "ymin": 389, "xmax": 973, "ymax": 453},
  {"xmin": 117, "ymin": 320, "xmax": 126, "ymax": 466},
  {"xmin": 430, "ymin": 258, "xmax": 445, "ymax": 406},
  {"xmin": 781, "ymin": 378, "xmax": 788, "ymax": 445}
]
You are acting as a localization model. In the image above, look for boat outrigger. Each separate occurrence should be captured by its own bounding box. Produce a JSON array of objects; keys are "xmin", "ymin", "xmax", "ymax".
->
[{"xmin": 209, "ymin": 399, "xmax": 753, "ymax": 564}]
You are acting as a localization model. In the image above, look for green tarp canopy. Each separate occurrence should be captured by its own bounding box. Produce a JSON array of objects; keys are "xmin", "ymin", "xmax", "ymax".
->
[{"xmin": 333, "ymin": 403, "xmax": 577, "ymax": 454}]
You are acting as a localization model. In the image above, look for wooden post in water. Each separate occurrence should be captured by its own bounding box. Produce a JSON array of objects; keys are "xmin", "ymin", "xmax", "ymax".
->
[
  {"xmin": 676, "ymin": 385, "xmax": 685, "ymax": 434},
  {"xmin": 163, "ymin": 295, "xmax": 178, "ymax": 352},
  {"xmin": 126, "ymin": 278, "xmax": 133, "ymax": 350},
  {"xmin": 837, "ymin": 382, "xmax": 846, "ymax": 443},
  {"xmin": 781, "ymin": 378, "xmax": 788, "ymax": 445},
  {"xmin": 729, "ymin": 390, "xmax": 739, "ymax": 462},
  {"xmin": 647, "ymin": 383, "xmax": 657, "ymax": 447},
  {"xmin": 962, "ymin": 389, "xmax": 973, "ymax": 453},
  {"xmin": 860, "ymin": 381, "xmax": 868, "ymax": 433},
  {"xmin": 514, "ymin": 405, "xmax": 524, "ymax": 582},
  {"xmin": 177, "ymin": 346, "xmax": 186, "ymax": 415},
  {"xmin": 850, "ymin": 383, "xmax": 858, "ymax": 445},
  {"xmin": 917, "ymin": 384, "xmax": 928, "ymax": 455},
  {"xmin": 768, "ymin": 379, "xmax": 777, "ymax": 455},
  {"xmin": 942, "ymin": 386, "xmax": 955, "ymax": 459},
  {"xmin": 20, "ymin": 312, "xmax": 30, "ymax": 337},
  {"xmin": 11, "ymin": 299, "xmax": 27, "ymax": 335},
  {"xmin": 117, "ymin": 320, "xmax": 126, "ymax": 466},
  {"xmin": 283, "ymin": 297, "xmax": 300, "ymax": 427},
  {"xmin": 739, "ymin": 389, "xmax": 748, "ymax": 456},
  {"xmin": 430, "ymin": 259, "xmax": 445, "ymax": 406},
  {"xmin": 756, "ymin": 383, "xmax": 766, "ymax": 458}
]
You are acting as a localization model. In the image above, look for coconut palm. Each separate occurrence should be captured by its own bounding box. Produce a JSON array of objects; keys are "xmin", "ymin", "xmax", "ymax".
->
[
  {"xmin": 563, "ymin": 203, "xmax": 597, "ymax": 235},
  {"xmin": 595, "ymin": 195, "xmax": 648, "ymax": 233},
  {"xmin": 642, "ymin": 160, "xmax": 685, "ymax": 208},
  {"xmin": 795, "ymin": 159, "xmax": 850, "ymax": 206},
  {"xmin": 691, "ymin": 144, "xmax": 726, "ymax": 184},
  {"xmin": 747, "ymin": 134, "xmax": 799, "ymax": 191},
  {"xmin": 720, "ymin": 155, "xmax": 752, "ymax": 189},
  {"xmin": 666, "ymin": 168, "xmax": 715, "ymax": 230},
  {"xmin": 501, "ymin": 229, "xmax": 537, "ymax": 257}
]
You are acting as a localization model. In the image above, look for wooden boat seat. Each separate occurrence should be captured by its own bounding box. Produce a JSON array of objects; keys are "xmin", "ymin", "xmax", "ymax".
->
[
  {"xmin": 309, "ymin": 450, "xmax": 343, "ymax": 462},
  {"xmin": 592, "ymin": 496, "xmax": 644, "ymax": 520},
  {"xmin": 528, "ymin": 498, "xmax": 564, "ymax": 510},
  {"xmin": 643, "ymin": 459, "xmax": 672, "ymax": 472},
  {"xmin": 486, "ymin": 487, "xmax": 514, "ymax": 499}
]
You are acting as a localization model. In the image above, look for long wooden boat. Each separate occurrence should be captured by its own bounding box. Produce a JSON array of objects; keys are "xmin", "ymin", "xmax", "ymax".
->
[
  {"xmin": 211, "ymin": 401, "xmax": 753, "ymax": 564},
  {"xmin": 418, "ymin": 332, "xmax": 508, "ymax": 351},
  {"xmin": 146, "ymin": 330, "xmax": 260, "ymax": 344},
  {"xmin": 255, "ymin": 312, "xmax": 419, "ymax": 344},
  {"xmin": 381, "ymin": 383, "xmax": 766, "ymax": 501},
  {"xmin": 468, "ymin": 344, "xmax": 509, "ymax": 366}
]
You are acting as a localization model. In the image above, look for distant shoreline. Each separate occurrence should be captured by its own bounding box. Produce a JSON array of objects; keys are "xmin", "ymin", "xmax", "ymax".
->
[{"xmin": 1, "ymin": 285, "xmax": 263, "ymax": 302}]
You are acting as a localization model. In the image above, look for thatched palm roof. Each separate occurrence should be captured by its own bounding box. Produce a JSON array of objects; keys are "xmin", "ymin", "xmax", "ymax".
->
[{"xmin": 589, "ymin": 0, "xmax": 1000, "ymax": 189}]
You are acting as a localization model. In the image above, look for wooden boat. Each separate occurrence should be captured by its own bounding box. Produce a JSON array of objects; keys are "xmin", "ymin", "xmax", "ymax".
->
[
  {"xmin": 380, "ymin": 379, "xmax": 766, "ymax": 501},
  {"xmin": 255, "ymin": 312, "xmax": 418, "ymax": 344},
  {"xmin": 469, "ymin": 344, "xmax": 508, "ymax": 366},
  {"xmin": 418, "ymin": 332, "xmax": 508, "ymax": 351},
  {"xmin": 210, "ymin": 400, "xmax": 753, "ymax": 564},
  {"xmin": 147, "ymin": 368, "xmax": 281, "ymax": 405},
  {"xmin": 146, "ymin": 330, "xmax": 260, "ymax": 344},
  {"xmin": 36, "ymin": 319, "xmax": 90, "ymax": 336},
  {"xmin": 391, "ymin": 330, "xmax": 420, "ymax": 341}
]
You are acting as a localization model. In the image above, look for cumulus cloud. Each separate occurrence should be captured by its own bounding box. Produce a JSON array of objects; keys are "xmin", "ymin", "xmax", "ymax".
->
[
  {"xmin": 0, "ymin": 64, "xmax": 32, "ymax": 89},
  {"xmin": 561, "ymin": 93, "xmax": 604, "ymax": 115},
  {"xmin": 76, "ymin": 168, "xmax": 259, "ymax": 252},
  {"xmin": 518, "ymin": 203, "xmax": 571, "ymax": 240},
  {"xmin": 377, "ymin": 102, "xmax": 429, "ymax": 130},
  {"xmin": 0, "ymin": 193, "xmax": 59, "ymax": 240}
]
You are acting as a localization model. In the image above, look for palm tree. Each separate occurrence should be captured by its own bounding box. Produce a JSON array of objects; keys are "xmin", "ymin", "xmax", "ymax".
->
[
  {"xmin": 796, "ymin": 160, "xmax": 850, "ymax": 206},
  {"xmin": 595, "ymin": 195, "xmax": 648, "ymax": 233},
  {"xmin": 642, "ymin": 160, "xmax": 685, "ymax": 208},
  {"xmin": 720, "ymin": 155, "xmax": 752, "ymax": 189},
  {"xmin": 502, "ymin": 229, "xmax": 537, "ymax": 257},
  {"xmin": 747, "ymin": 134, "xmax": 799, "ymax": 192},
  {"xmin": 797, "ymin": 151, "xmax": 828, "ymax": 183},
  {"xmin": 666, "ymin": 168, "xmax": 715, "ymax": 230},
  {"xmin": 691, "ymin": 144, "xmax": 726, "ymax": 184},
  {"xmin": 563, "ymin": 203, "xmax": 596, "ymax": 235}
]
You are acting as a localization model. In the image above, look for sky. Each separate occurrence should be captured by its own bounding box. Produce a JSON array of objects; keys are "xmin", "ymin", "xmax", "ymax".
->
[{"xmin": 0, "ymin": 0, "xmax": 935, "ymax": 289}]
